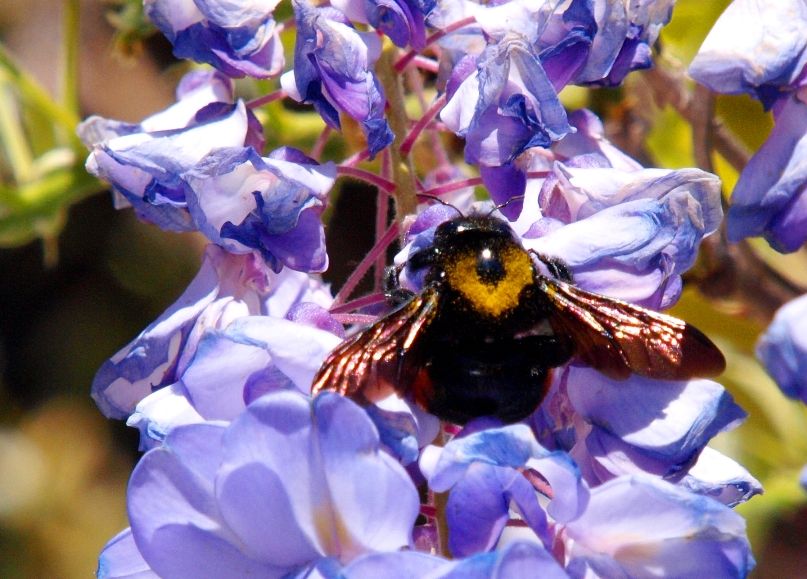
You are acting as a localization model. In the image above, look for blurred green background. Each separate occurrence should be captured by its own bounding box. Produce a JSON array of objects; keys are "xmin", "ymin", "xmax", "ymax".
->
[{"xmin": 1, "ymin": 0, "xmax": 806, "ymax": 577}]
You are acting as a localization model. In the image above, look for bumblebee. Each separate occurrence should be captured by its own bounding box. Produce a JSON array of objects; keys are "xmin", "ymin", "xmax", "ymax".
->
[{"xmin": 312, "ymin": 214, "xmax": 726, "ymax": 424}]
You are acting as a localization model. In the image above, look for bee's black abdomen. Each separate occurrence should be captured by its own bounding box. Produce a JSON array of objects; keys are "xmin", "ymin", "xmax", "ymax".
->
[{"xmin": 422, "ymin": 334, "xmax": 570, "ymax": 424}]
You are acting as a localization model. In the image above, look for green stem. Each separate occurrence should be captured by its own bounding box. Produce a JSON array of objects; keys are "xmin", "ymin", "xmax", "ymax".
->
[
  {"xmin": 376, "ymin": 41, "xmax": 418, "ymax": 225},
  {"xmin": 0, "ymin": 42, "xmax": 80, "ymax": 135},
  {"xmin": 0, "ymin": 81, "xmax": 34, "ymax": 183}
]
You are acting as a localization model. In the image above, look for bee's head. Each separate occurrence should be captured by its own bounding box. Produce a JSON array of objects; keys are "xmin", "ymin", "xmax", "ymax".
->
[{"xmin": 432, "ymin": 215, "xmax": 519, "ymax": 251}]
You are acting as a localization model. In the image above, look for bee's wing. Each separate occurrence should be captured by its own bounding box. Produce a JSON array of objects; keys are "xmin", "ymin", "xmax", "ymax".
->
[
  {"xmin": 312, "ymin": 288, "xmax": 440, "ymax": 403},
  {"xmin": 537, "ymin": 277, "xmax": 726, "ymax": 380}
]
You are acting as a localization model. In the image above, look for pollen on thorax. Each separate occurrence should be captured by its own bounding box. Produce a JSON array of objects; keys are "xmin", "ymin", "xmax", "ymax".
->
[{"xmin": 446, "ymin": 245, "xmax": 534, "ymax": 317}]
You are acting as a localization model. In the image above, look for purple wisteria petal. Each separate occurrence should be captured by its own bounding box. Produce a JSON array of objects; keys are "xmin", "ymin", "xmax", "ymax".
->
[
  {"xmin": 563, "ymin": 476, "xmax": 755, "ymax": 577},
  {"xmin": 81, "ymin": 100, "xmax": 252, "ymax": 232},
  {"xmin": 421, "ymin": 424, "xmax": 588, "ymax": 539},
  {"xmin": 145, "ymin": 0, "xmax": 284, "ymax": 78},
  {"xmin": 440, "ymin": 34, "xmax": 572, "ymax": 167},
  {"xmin": 340, "ymin": 551, "xmax": 446, "ymax": 577},
  {"xmin": 218, "ymin": 392, "xmax": 419, "ymax": 562},
  {"xmin": 97, "ymin": 528, "xmax": 157, "ymax": 579},
  {"xmin": 578, "ymin": 0, "xmax": 675, "ymax": 86},
  {"xmin": 333, "ymin": 0, "xmax": 429, "ymax": 50},
  {"xmin": 184, "ymin": 146, "xmax": 336, "ymax": 272},
  {"xmin": 365, "ymin": 395, "xmax": 441, "ymax": 465},
  {"xmin": 181, "ymin": 317, "xmax": 342, "ymax": 418},
  {"xmin": 679, "ymin": 447, "xmax": 763, "ymax": 507},
  {"xmin": 127, "ymin": 382, "xmax": 204, "ymax": 451},
  {"xmin": 127, "ymin": 314, "xmax": 341, "ymax": 448},
  {"xmin": 552, "ymin": 109, "xmax": 644, "ymax": 172},
  {"xmin": 726, "ymin": 95, "xmax": 807, "ymax": 252},
  {"xmin": 436, "ymin": 541, "xmax": 568, "ymax": 579},
  {"xmin": 689, "ymin": 0, "xmax": 807, "ymax": 104},
  {"xmin": 115, "ymin": 392, "xmax": 420, "ymax": 577},
  {"xmin": 128, "ymin": 423, "xmax": 282, "ymax": 578},
  {"xmin": 566, "ymin": 368, "xmax": 745, "ymax": 469},
  {"xmin": 446, "ymin": 464, "xmax": 550, "ymax": 557},
  {"xmin": 92, "ymin": 245, "xmax": 333, "ymax": 419},
  {"xmin": 757, "ymin": 293, "xmax": 807, "ymax": 403},
  {"xmin": 283, "ymin": 0, "xmax": 393, "ymax": 156},
  {"xmin": 79, "ymin": 70, "xmax": 234, "ymax": 146},
  {"xmin": 522, "ymin": 168, "xmax": 722, "ymax": 308}
]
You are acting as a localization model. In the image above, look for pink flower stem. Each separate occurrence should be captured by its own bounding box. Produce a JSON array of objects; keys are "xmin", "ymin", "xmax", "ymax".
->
[
  {"xmin": 400, "ymin": 93, "xmax": 448, "ymax": 157},
  {"xmin": 341, "ymin": 148, "xmax": 372, "ymax": 168},
  {"xmin": 329, "ymin": 292, "xmax": 387, "ymax": 315},
  {"xmin": 310, "ymin": 126, "xmax": 332, "ymax": 161},
  {"xmin": 394, "ymin": 16, "xmax": 477, "ymax": 72},
  {"xmin": 247, "ymin": 89, "xmax": 286, "ymax": 109},
  {"xmin": 332, "ymin": 221, "xmax": 400, "ymax": 307},
  {"xmin": 375, "ymin": 151, "xmax": 393, "ymax": 290},
  {"xmin": 421, "ymin": 176, "xmax": 484, "ymax": 198},
  {"xmin": 336, "ymin": 166, "xmax": 397, "ymax": 194}
]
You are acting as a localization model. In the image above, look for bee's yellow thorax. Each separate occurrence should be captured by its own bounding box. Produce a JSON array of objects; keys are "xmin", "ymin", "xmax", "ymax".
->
[{"xmin": 445, "ymin": 246, "xmax": 533, "ymax": 317}]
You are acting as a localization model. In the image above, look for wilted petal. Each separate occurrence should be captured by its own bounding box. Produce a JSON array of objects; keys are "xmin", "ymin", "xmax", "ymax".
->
[
  {"xmin": 679, "ymin": 447, "xmax": 763, "ymax": 507},
  {"xmin": 83, "ymin": 101, "xmax": 251, "ymax": 231},
  {"xmin": 757, "ymin": 293, "xmax": 807, "ymax": 403},
  {"xmin": 185, "ymin": 146, "xmax": 335, "ymax": 272},
  {"xmin": 290, "ymin": 1, "xmax": 393, "ymax": 155},
  {"xmin": 146, "ymin": 0, "xmax": 285, "ymax": 78}
]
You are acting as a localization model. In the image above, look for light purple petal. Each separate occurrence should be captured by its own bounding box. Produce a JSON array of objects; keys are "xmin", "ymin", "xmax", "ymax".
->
[
  {"xmin": 679, "ymin": 447, "xmax": 763, "ymax": 507},
  {"xmin": 423, "ymin": 425, "xmax": 588, "ymax": 526},
  {"xmin": 727, "ymin": 96, "xmax": 807, "ymax": 251},
  {"xmin": 97, "ymin": 528, "xmax": 157, "ymax": 579},
  {"xmin": 566, "ymin": 368, "xmax": 746, "ymax": 465},
  {"xmin": 219, "ymin": 391, "xmax": 418, "ymax": 561},
  {"xmin": 128, "ymin": 423, "xmax": 282, "ymax": 578},
  {"xmin": 446, "ymin": 464, "xmax": 512, "ymax": 557},
  {"xmin": 91, "ymin": 247, "xmax": 222, "ymax": 418},
  {"xmin": 185, "ymin": 146, "xmax": 335, "ymax": 272},
  {"xmin": 127, "ymin": 382, "xmax": 204, "ymax": 450},
  {"xmin": 341, "ymin": 551, "xmax": 447, "ymax": 578},
  {"xmin": 757, "ymin": 292, "xmax": 807, "ymax": 402},
  {"xmin": 564, "ymin": 476, "xmax": 755, "ymax": 577},
  {"xmin": 181, "ymin": 317, "xmax": 342, "ymax": 419},
  {"xmin": 689, "ymin": 0, "xmax": 807, "ymax": 97},
  {"xmin": 146, "ymin": 0, "xmax": 285, "ymax": 78}
]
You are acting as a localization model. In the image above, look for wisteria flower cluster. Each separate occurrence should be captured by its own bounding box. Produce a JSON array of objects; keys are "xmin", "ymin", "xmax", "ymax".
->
[
  {"xmin": 689, "ymin": 0, "xmax": 807, "ymax": 490},
  {"xmin": 81, "ymin": 0, "xmax": 762, "ymax": 577}
]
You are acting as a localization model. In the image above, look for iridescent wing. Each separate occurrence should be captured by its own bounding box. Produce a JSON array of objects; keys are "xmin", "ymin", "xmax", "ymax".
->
[
  {"xmin": 312, "ymin": 288, "xmax": 440, "ymax": 403},
  {"xmin": 537, "ymin": 277, "xmax": 725, "ymax": 380}
]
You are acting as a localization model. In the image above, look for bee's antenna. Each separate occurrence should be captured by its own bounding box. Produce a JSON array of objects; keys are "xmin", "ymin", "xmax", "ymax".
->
[
  {"xmin": 486, "ymin": 195, "xmax": 525, "ymax": 217},
  {"xmin": 417, "ymin": 193, "xmax": 464, "ymax": 217}
]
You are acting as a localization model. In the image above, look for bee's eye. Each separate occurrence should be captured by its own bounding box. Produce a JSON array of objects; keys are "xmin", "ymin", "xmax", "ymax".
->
[{"xmin": 476, "ymin": 248, "xmax": 506, "ymax": 284}]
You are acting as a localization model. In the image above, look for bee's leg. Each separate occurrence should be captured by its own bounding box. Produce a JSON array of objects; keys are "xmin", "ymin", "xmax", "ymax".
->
[
  {"xmin": 528, "ymin": 250, "xmax": 574, "ymax": 283},
  {"xmin": 384, "ymin": 264, "xmax": 415, "ymax": 306}
]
